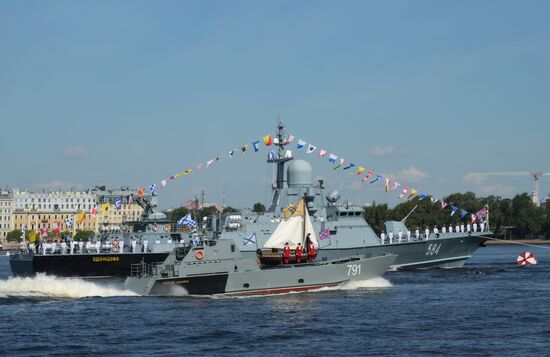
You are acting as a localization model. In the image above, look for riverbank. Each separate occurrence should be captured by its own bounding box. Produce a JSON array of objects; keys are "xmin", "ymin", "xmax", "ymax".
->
[{"xmin": 485, "ymin": 239, "xmax": 550, "ymax": 245}]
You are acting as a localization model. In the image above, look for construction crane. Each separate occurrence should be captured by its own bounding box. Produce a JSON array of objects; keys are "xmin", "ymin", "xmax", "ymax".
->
[{"xmin": 467, "ymin": 172, "xmax": 550, "ymax": 207}]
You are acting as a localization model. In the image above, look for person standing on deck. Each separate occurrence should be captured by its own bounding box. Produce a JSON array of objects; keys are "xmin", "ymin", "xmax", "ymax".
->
[
  {"xmin": 425, "ymin": 227, "xmax": 430, "ymax": 240},
  {"xmin": 388, "ymin": 231, "xmax": 394, "ymax": 244},
  {"xmin": 119, "ymin": 239, "xmax": 125, "ymax": 254},
  {"xmin": 70, "ymin": 240, "xmax": 75, "ymax": 254},
  {"xmin": 407, "ymin": 230, "xmax": 411, "ymax": 242},
  {"xmin": 449, "ymin": 225, "xmax": 453, "ymax": 233},
  {"xmin": 61, "ymin": 240, "xmax": 67, "ymax": 254},
  {"xmin": 307, "ymin": 241, "xmax": 316, "ymax": 262},
  {"xmin": 442, "ymin": 226, "xmax": 447, "ymax": 234},
  {"xmin": 380, "ymin": 232, "xmax": 386, "ymax": 245},
  {"xmin": 131, "ymin": 239, "xmax": 137, "ymax": 253},
  {"xmin": 143, "ymin": 239, "xmax": 149, "ymax": 253},
  {"xmin": 96, "ymin": 240, "xmax": 101, "ymax": 254},
  {"xmin": 415, "ymin": 228, "xmax": 420, "ymax": 241},
  {"xmin": 283, "ymin": 242, "xmax": 290, "ymax": 264},
  {"xmin": 295, "ymin": 243, "xmax": 303, "ymax": 264},
  {"xmin": 480, "ymin": 222, "xmax": 485, "ymax": 232},
  {"xmin": 467, "ymin": 223, "xmax": 471, "ymax": 233},
  {"xmin": 473, "ymin": 223, "xmax": 478, "ymax": 232},
  {"xmin": 398, "ymin": 229, "xmax": 403, "ymax": 243},
  {"xmin": 460, "ymin": 224, "xmax": 465, "ymax": 233}
]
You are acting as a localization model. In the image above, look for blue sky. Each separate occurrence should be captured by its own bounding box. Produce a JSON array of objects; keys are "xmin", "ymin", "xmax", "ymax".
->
[{"xmin": 0, "ymin": 0, "xmax": 549, "ymax": 209}]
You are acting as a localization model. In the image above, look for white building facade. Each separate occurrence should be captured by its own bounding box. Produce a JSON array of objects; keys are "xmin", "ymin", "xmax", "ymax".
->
[{"xmin": 0, "ymin": 189, "xmax": 14, "ymax": 242}]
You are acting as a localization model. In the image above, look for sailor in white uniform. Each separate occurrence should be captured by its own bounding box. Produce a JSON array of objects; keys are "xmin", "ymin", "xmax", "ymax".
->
[
  {"xmin": 407, "ymin": 230, "xmax": 411, "ymax": 242},
  {"xmin": 448, "ymin": 225, "xmax": 453, "ymax": 233},
  {"xmin": 380, "ymin": 232, "xmax": 386, "ymax": 245},
  {"xmin": 415, "ymin": 228, "xmax": 420, "ymax": 241},
  {"xmin": 70, "ymin": 240, "xmax": 75, "ymax": 254},
  {"xmin": 51, "ymin": 241, "xmax": 57, "ymax": 254},
  {"xmin": 119, "ymin": 239, "xmax": 125, "ymax": 254},
  {"xmin": 460, "ymin": 224, "xmax": 465, "ymax": 233},
  {"xmin": 455, "ymin": 224, "xmax": 460, "ymax": 234},
  {"xmin": 434, "ymin": 227, "xmax": 439, "ymax": 236},
  {"xmin": 388, "ymin": 231, "xmax": 394, "ymax": 244},
  {"xmin": 79, "ymin": 240, "xmax": 84, "ymax": 253},
  {"xmin": 131, "ymin": 239, "xmax": 137, "ymax": 253},
  {"xmin": 61, "ymin": 241, "xmax": 67, "ymax": 254},
  {"xmin": 442, "ymin": 226, "xmax": 447, "ymax": 234},
  {"xmin": 425, "ymin": 227, "xmax": 430, "ymax": 240},
  {"xmin": 143, "ymin": 239, "xmax": 148, "ymax": 253},
  {"xmin": 466, "ymin": 223, "xmax": 471, "ymax": 233},
  {"xmin": 473, "ymin": 223, "xmax": 478, "ymax": 232},
  {"xmin": 397, "ymin": 229, "xmax": 403, "ymax": 243},
  {"xmin": 96, "ymin": 240, "xmax": 101, "ymax": 254},
  {"xmin": 480, "ymin": 222, "xmax": 485, "ymax": 232}
]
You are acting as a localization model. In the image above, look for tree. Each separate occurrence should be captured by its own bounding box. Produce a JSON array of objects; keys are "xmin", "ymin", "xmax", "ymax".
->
[
  {"xmin": 252, "ymin": 202, "xmax": 266, "ymax": 213},
  {"xmin": 167, "ymin": 207, "xmax": 189, "ymax": 224},
  {"xmin": 222, "ymin": 206, "xmax": 239, "ymax": 214},
  {"xmin": 6, "ymin": 229, "xmax": 25, "ymax": 242},
  {"xmin": 74, "ymin": 230, "xmax": 94, "ymax": 242}
]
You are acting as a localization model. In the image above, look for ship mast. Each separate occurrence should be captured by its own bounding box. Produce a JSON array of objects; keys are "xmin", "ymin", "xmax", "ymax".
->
[{"xmin": 267, "ymin": 119, "xmax": 293, "ymax": 212}]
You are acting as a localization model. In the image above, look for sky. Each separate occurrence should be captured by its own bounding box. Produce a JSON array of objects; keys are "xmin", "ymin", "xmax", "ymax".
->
[{"xmin": 0, "ymin": 0, "xmax": 549, "ymax": 209}]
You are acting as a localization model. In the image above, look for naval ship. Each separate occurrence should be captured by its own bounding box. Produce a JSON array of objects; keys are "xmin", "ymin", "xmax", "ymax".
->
[
  {"xmin": 218, "ymin": 122, "xmax": 492, "ymax": 269},
  {"xmin": 124, "ymin": 239, "xmax": 397, "ymax": 296},
  {"xmin": 9, "ymin": 195, "xmax": 182, "ymax": 277}
]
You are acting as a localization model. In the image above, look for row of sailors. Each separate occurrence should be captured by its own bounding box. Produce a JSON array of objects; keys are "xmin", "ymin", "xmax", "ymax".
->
[
  {"xmin": 30, "ymin": 237, "xmax": 185, "ymax": 255},
  {"xmin": 380, "ymin": 222, "xmax": 486, "ymax": 245}
]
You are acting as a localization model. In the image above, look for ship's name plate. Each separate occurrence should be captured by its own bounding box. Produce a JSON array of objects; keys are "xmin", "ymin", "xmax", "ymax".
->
[{"xmin": 92, "ymin": 256, "xmax": 120, "ymax": 263}]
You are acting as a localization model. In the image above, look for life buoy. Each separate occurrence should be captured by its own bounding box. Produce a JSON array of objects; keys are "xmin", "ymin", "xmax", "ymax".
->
[
  {"xmin": 152, "ymin": 224, "xmax": 158, "ymax": 232},
  {"xmin": 435, "ymin": 233, "xmax": 440, "ymax": 239},
  {"xmin": 195, "ymin": 249, "xmax": 205, "ymax": 260},
  {"xmin": 163, "ymin": 224, "xmax": 170, "ymax": 232}
]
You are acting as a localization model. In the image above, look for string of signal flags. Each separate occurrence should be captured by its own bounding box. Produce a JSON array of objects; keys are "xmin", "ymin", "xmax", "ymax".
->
[
  {"xmin": 55, "ymin": 133, "xmax": 487, "ymax": 231},
  {"xmin": 136, "ymin": 133, "xmax": 487, "ymax": 225}
]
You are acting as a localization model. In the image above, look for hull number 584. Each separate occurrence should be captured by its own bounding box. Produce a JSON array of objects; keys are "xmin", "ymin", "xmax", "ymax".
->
[
  {"xmin": 426, "ymin": 243, "xmax": 442, "ymax": 256},
  {"xmin": 347, "ymin": 264, "xmax": 361, "ymax": 276}
]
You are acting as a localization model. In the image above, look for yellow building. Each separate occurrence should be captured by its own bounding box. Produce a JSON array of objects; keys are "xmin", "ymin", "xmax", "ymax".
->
[{"xmin": 13, "ymin": 211, "xmax": 96, "ymax": 235}]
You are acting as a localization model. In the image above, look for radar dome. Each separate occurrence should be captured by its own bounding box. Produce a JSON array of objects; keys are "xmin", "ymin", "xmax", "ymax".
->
[{"xmin": 287, "ymin": 160, "xmax": 313, "ymax": 188}]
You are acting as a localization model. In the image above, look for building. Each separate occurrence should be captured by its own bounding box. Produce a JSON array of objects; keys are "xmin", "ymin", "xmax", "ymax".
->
[
  {"xmin": 8, "ymin": 186, "xmax": 150, "ymax": 236},
  {"xmin": 0, "ymin": 189, "xmax": 14, "ymax": 242},
  {"xmin": 91, "ymin": 186, "xmax": 150, "ymax": 230}
]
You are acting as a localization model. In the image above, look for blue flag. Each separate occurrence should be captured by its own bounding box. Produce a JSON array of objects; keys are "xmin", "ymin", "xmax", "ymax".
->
[
  {"xmin": 114, "ymin": 198, "xmax": 122, "ymax": 210},
  {"xmin": 461, "ymin": 209, "xmax": 468, "ymax": 218},
  {"xmin": 252, "ymin": 140, "xmax": 260, "ymax": 152},
  {"xmin": 343, "ymin": 163, "xmax": 356, "ymax": 170},
  {"xmin": 178, "ymin": 213, "xmax": 197, "ymax": 229}
]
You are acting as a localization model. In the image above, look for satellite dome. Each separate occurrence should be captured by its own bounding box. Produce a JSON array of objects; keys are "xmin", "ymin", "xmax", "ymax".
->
[{"xmin": 287, "ymin": 160, "xmax": 313, "ymax": 188}]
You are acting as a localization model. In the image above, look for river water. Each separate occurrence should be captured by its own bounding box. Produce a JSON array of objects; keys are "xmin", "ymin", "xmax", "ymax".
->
[{"xmin": 0, "ymin": 245, "xmax": 549, "ymax": 356}]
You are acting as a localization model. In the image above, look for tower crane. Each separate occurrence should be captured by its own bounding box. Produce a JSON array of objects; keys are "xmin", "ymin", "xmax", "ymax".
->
[{"xmin": 467, "ymin": 172, "xmax": 550, "ymax": 207}]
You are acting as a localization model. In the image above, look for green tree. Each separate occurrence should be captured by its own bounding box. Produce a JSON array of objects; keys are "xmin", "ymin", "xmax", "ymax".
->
[
  {"xmin": 6, "ymin": 229, "xmax": 26, "ymax": 242},
  {"xmin": 222, "ymin": 206, "xmax": 239, "ymax": 214},
  {"xmin": 74, "ymin": 230, "xmax": 94, "ymax": 242},
  {"xmin": 252, "ymin": 202, "xmax": 266, "ymax": 213}
]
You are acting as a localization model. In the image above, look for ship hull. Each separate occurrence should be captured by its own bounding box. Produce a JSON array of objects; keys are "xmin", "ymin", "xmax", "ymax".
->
[
  {"xmin": 8, "ymin": 252, "xmax": 169, "ymax": 278},
  {"xmin": 241, "ymin": 233, "xmax": 490, "ymax": 270}
]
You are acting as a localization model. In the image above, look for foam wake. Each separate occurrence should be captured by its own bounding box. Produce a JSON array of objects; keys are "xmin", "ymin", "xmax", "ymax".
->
[{"xmin": 0, "ymin": 274, "xmax": 136, "ymax": 299}]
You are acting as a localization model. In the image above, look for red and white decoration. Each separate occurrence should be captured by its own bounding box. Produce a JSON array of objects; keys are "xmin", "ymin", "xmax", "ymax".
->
[{"xmin": 517, "ymin": 252, "xmax": 537, "ymax": 266}]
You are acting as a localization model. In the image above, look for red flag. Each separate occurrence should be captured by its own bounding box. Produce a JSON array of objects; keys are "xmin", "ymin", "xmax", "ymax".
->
[{"xmin": 138, "ymin": 188, "xmax": 145, "ymax": 198}]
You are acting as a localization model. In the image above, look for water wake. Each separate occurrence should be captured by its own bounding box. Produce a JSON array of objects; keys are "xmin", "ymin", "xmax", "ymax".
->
[{"xmin": 0, "ymin": 274, "xmax": 136, "ymax": 299}]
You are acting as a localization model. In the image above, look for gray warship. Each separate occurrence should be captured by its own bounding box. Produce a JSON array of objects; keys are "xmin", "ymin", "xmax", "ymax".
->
[
  {"xmin": 124, "ymin": 238, "xmax": 397, "ymax": 296},
  {"xmin": 216, "ymin": 122, "xmax": 492, "ymax": 269}
]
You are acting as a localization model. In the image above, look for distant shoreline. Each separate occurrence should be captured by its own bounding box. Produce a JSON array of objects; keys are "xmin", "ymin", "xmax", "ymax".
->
[{"xmin": 485, "ymin": 239, "xmax": 550, "ymax": 245}]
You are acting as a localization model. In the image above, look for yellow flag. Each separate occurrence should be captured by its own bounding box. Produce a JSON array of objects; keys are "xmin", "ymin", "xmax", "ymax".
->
[
  {"xmin": 263, "ymin": 135, "xmax": 273, "ymax": 146},
  {"xmin": 101, "ymin": 203, "xmax": 110, "ymax": 214},
  {"xmin": 76, "ymin": 212, "xmax": 85, "ymax": 223},
  {"xmin": 283, "ymin": 199, "xmax": 305, "ymax": 221},
  {"xmin": 241, "ymin": 144, "xmax": 248, "ymax": 154},
  {"xmin": 357, "ymin": 167, "xmax": 365, "ymax": 175},
  {"xmin": 183, "ymin": 169, "xmax": 192, "ymax": 175}
]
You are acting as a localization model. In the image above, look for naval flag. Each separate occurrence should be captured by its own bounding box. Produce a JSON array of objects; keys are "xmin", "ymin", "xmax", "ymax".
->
[
  {"xmin": 65, "ymin": 216, "xmax": 74, "ymax": 229},
  {"xmin": 252, "ymin": 140, "xmax": 261, "ymax": 152},
  {"xmin": 243, "ymin": 233, "xmax": 257, "ymax": 246},
  {"xmin": 306, "ymin": 144, "xmax": 317, "ymax": 154},
  {"xmin": 297, "ymin": 139, "xmax": 306, "ymax": 150},
  {"xmin": 178, "ymin": 213, "xmax": 197, "ymax": 229},
  {"xmin": 328, "ymin": 154, "xmax": 338, "ymax": 164}
]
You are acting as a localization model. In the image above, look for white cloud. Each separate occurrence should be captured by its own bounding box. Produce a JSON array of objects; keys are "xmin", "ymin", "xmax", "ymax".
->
[
  {"xmin": 370, "ymin": 145, "xmax": 396, "ymax": 158},
  {"xmin": 399, "ymin": 166, "xmax": 428, "ymax": 182},
  {"xmin": 463, "ymin": 173, "xmax": 487, "ymax": 184},
  {"xmin": 61, "ymin": 146, "xmax": 88, "ymax": 160},
  {"xmin": 35, "ymin": 180, "xmax": 83, "ymax": 191}
]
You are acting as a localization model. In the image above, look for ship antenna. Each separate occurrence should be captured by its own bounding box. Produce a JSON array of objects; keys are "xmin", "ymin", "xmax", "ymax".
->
[{"xmin": 267, "ymin": 118, "xmax": 293, "ymax": 212}]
